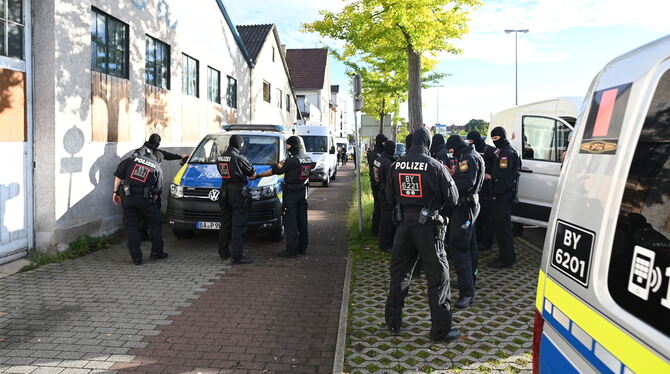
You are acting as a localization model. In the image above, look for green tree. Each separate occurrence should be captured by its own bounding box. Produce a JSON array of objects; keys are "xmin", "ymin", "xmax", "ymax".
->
[
  {"xmin": 463, "ymin": 118, "xmax": 489, "ymax": 135},
  {"xmin": 304, "ymin": 0, "xmax": 481, "ymax": 132}
]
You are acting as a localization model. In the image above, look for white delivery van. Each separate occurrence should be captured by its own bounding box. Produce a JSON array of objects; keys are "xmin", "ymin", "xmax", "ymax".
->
[
  {"xmin": 488, "ymin": 97, "xmax": 583, "ymax": 227},
  {"xmin": 295, "ymin": 125, "xmax": 338, "ymax": 187},
  {"xmin": 533, "ymin": 35, "xmax": 670, "ymax": 374}
]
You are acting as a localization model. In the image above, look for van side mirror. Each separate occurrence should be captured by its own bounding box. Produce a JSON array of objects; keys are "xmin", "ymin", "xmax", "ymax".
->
[{"xmin": 329, "ymin": 146, "xmax": 336, "ymax": 154}]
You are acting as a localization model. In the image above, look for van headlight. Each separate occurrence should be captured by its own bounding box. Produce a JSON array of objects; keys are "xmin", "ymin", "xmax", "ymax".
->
[
  {"xmin": 250, "ymin": 185, "xmax": 277, "ymax": 200},
  {"xmin": 170, "ymin": 183, "xmax": 183, "ymax": 198},
  {"xmin": 314, "ymin": 160, "xmax": 325, "ymax": 171}
]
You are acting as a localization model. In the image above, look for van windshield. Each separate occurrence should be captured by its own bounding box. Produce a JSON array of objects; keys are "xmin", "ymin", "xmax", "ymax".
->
[
  {"xmin": 302, "ymin": 136, "xmax": 328, "ymax": 153},
  {"xmin": 189, "ymin": 134, "xmax": 280, "ymax": 165}
]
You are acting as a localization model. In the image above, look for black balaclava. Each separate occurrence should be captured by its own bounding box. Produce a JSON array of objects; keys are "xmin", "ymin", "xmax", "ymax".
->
[
  {"xmin": 405, "ymin": 133, "xmax": 414, "ymax": 150},
  {"xmin": 445, "ymin": 135, "xmax": 469, "ymax": 157},
  {"xmin": 229, "ymin": 135, "xmax": 245, "ymax": 151},
  {"xmin": 409, "ymin": 128, "xmax": 431, "ymax": 155},
  {"xmin": 145, "ymin": 133, "xmax": 161, "ymax": 150},
  {"xmin": 490, "ymin": 126, "xmax": 508, "ymax": 149},
  {"xmin": 467, "ymin": 131, "xmax": 485, "ymax": 147},
  {"xmin": 374, "ymin": 133, "xmax": 388, "ymax": 152},
  {"xmin": 430, "ymin": 134, "xmax": 446, "ymax": 156},
  {"xmin": 286, "ymin": 136, "xmax": 302, "ymax": 156},
  {"xmin": 383, "ymin": 140, "xmax": 396, "ymax": 158}
]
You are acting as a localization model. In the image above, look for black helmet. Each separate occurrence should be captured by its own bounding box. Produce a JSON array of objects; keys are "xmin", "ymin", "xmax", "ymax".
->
[
  {"xmin": 229, "ymin": 135, "xmax": 245, "ymax": 150},
  {"xmin": 287, "ymin": 136, "xmax": 303, "ymax": 155}
]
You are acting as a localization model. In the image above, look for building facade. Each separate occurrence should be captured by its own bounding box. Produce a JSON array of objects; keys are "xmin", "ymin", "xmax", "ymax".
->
[{"xmin": 286, "ymin": 48, "xmax": 335, "ymax": 131}]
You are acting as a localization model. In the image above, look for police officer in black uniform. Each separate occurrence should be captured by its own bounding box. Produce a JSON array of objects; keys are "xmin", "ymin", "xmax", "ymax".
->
[
  {"xmin": 467, "ymin": 131, "xmax": 497, "ymax": 251},
  {"xmin": 373, "ymin": 140, "xmax": 397, "ymax": 252},
  {"xmin": 254, "ymin": 136, "xmax": 314, "ymax": 258},
  {"xmin": 368, "ymin": 133, "xmax": 388, "ymax": 235},
  {"xmin": 384, "ymin": 128, "xmax": 460, "ymax": 342},
  {"xmin": 445, "ymin": 135, "xmax": 485, "ymax": 309},
  {"xmin": 488, "ymin": 127, "xmax": 521, "ymax": 268},
  {"xmin": 217, "ymin": 135, "xmax": 257, "ymax": 265},
  {"xmin": 113, "ymin": 144, "xmax": 167, "ymax": 265}
]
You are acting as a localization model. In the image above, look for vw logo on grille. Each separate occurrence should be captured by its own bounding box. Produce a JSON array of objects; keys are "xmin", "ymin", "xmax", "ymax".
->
[{"xmin": 208, "ymin": 189, "xmax": 220, "ymax": 202}]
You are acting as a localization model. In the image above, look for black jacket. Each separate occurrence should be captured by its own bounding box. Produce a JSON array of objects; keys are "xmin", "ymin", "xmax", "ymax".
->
[
  {"xmin": 271, "ymin": 150, "xmax": 314, "ymax": 190},
  {"xmin": 453, "ymin": 144, "xmax": 485, "ymax": 198},
  {"xmin": 492, "ymin": 140, "xmax": 521, "ymax": 198},
  {"xmin": 473, "ymin": 140, "xmax": 497, "ymax": 176},
  {"xmin": 217, "ymin": 147, "xmax": 255, "ymax": 186}
]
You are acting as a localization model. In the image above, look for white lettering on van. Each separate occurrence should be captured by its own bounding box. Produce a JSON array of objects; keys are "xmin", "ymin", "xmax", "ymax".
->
[{"xmin": 563, "ymin": 230, "xmax": 582, "ymax": 250}]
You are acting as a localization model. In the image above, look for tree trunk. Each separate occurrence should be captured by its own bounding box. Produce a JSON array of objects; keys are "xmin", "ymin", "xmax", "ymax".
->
[
  {"xmin": 406, "ymin": 44, "xmax": 423, "ymax": 132},
  {"xmin": 391, "ymin": 123, "xmax": 398, "ymax": 141},
  {"xmin": 378, "ymin": 98, "xmax": 386, "ymax": 135}
]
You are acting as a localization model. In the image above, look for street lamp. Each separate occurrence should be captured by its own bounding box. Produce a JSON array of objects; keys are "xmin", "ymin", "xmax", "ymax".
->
[{"xmin": 505, "ymin": 29, "xmax": 529, "ymax": 106}]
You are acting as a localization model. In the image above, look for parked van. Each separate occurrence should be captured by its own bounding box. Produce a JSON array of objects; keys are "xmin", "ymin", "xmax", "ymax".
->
[
  {"xmin": 488, "ymin": 97, "xmax": 583, "ymax": 227},
  {"xmin": 295, "ymin": 125, "xmax": 338, "ymax": 187},
  {"xmin": 533, "ymin": 36, "xmax": 670, "ymax": 373}
]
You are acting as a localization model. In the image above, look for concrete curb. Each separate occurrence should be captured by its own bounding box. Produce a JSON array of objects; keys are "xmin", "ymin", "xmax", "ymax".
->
[{"xmin": 332, "ymin": 254, "xmax": 353, "ymax": 374}]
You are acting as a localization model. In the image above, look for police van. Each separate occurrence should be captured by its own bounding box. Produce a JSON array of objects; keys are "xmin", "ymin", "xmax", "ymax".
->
[
  {"xmin": 488, "ymin": 97, "xmax": 582, "ymax": 227},
  {"xmin": 167, "ymin": 125, "xmax": 287, "ymax": 240},
  {"xmin": 533, "ymin": 36, "xmax": 670, "ymax": 373},
  {"xmin": 295, "ymin": 125, "xmax": 338, "ymax": 187}
]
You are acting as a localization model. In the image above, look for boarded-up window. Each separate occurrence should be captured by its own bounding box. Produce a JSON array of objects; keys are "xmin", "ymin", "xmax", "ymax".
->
[
  {"xmin": 91, "ymin": 71, "xmax": 130, "ymax": 142},
  {"xmin": 181, "ymin": 96, "xmax": 201, "ymax": 142},
  {"xmin": 145, "ymin": 85, "xmax": 171, "ymax": 141},
  {"xmin": 0, "ymin": 68, "xmax": 25, "ymax": 142}
]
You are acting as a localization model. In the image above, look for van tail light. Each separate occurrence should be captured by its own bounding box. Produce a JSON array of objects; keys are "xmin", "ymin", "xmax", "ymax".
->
[{"xmin": 532, "ymin": 308, "xmax": 544, "ymax": 374}]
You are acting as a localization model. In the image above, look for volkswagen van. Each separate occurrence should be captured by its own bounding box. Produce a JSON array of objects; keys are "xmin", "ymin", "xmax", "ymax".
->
[
  {"xmin": 295, "ymin": 125, "xmax": 338, "ymax": 187},
  {"xmin": 533, "ymin": 36, "xmax": 670, "ymax": 373},
  {"xmin": 167, "ymin": 125, "xmax": 287, "ymax": 240}
]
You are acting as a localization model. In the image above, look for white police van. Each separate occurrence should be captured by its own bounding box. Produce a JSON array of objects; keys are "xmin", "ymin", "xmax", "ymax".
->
[
  {"xmin": 533, "ymin": 35, "xmax": 670, "ymax": 373},
  {"xmin": 489, "ymin": 97, "xmax": 582, "ymax": 227},
  {"xmin": 295, "ymin": 125, "xmax": 338, "ymax": 187},
  {"xmin": 167, "ymin": 125, "xmax": 287, "ymax": 240}
]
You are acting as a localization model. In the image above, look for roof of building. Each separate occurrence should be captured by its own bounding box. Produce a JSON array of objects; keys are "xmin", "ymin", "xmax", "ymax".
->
[
  {"xmin": 214, "ymin": 0, "xmax": 253, "ymax": 67},
  {"xmin": 286, "ymin": 48, "xmax": 328, "ymax": 90},
  {"xmin": 235, "ymin": 24, "xmax": 274, "ymax": 64},
  {"xmin": 331, "ymin": 85, "xmax": 339, "ymax": 93}
]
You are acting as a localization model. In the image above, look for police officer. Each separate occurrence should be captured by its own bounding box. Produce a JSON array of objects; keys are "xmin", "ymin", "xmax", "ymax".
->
[
  {"xmin": 445, "ymin": 135, "xmax": 485, "ymax": 309},
  {"xmin": 384, "ymin": 128, "xmax": 460, "ymax": 342},
  {"xmin": 113, "ymin": 143, "xmax": 167, "ymax": 265},
  {"xmin": 488, "ymin": 127, "xmax": 521, "ymax": 268},
  {"xmin": 467, "ymin": 131, "xmax": 497, "ymax": 251},
  {"xmin": 368, "ymin": 134, "xmax": 388, "ymax": 235},
  {"xmin": 217, "ymin": 135, "xmax": 257, "ymax": 265},
  {"xmin": 253, "ymin": 136, "xmax": 314, "ymax": 258},
  {"xmin": 373, "ymin": 140, "xmax": 397, "ymax": 252}
]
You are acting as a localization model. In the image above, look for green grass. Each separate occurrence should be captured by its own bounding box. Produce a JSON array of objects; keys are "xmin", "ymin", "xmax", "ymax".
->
[{"xmin": 19, "ymin": 230, "xmax": 124, "ymax": 272}]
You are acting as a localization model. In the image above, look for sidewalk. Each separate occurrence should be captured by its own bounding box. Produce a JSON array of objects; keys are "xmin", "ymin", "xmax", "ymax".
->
[{"xmin": 0, "ymin": 166, "xmax": 354, "ymax": 374}]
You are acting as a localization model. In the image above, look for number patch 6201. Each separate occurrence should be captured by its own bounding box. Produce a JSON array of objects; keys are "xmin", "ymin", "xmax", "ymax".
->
[{"xmin": 551, "ymin": 221, "xmax": 595, "ymax": 287}]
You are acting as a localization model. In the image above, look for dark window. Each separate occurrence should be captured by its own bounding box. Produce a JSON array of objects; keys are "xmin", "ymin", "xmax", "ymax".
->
[
  {"xmin": 91, "ymin": 8, "xmax": 129, "ymax": 78},
  {"xmin": 302, "ymin": 136, "xmax": 328, "ymax": 153},
  {"xmin": 286, "ymin": 94, "xmax": 290, "ymax": 112},
  {"xmin": 207, "ymin": 67, "xmax": 221, "ymax": 104},
  {"xmin": 226, "ymin": 76, "xmax": 237, "ymax": 109},
  {"xmin": 522, "ymin": 116, "xmax": 571, "ymax": 162},
  {"xmin": 0, "ymin": 0, "xmax": 24, "ymax": 59},
  {"xmin": 145, "ymin": 35, "xmax": 170, "ymax": 89},
  {"xmin": 181, "ymin": 54, "xmax": 199, "ymax": 97},
  {"xmin": 608, "ymin": 70, "xmax": 670, "ymax": 337},
  {"xmin": 277, "ymin": 88, "xmax": 282, "ymax": 109},
  {"xmin": 263, "ymin": 81, "xmax": 271, "ymax": 103},
  {"xmin": 272, "ymin": 46, "xmax": 275, "ymax": 62},
  {"xmin": 190, "ymin": 134, "xmax": 279, "ymax": 165}
]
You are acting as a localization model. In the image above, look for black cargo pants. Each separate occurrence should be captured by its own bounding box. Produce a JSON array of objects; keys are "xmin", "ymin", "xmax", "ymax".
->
[
  {"xmin": 284, "ymin": 187, "xmax": 309, "ymax": 255},
  {"xmin": 385, "ymin": 214, "xmax": 454, "ymax": 339},
  {"xmin": 449, "ymin": 204, "xmax": 479, "ymax": 298},
  {"xmin": 476, "ymin": 180, "xmax": 493, "ymax": 249},
  {"xmin": 371, "ymin": 184, "xmax": 381, "ymax": 235},
  {"xmin": 219, "ymin": 184, "xmax": 249, "ymax": 261},
  {"xmin": 376, "ymin": 188, "xmax": 395, "ymax": 251},
  {"xmin": 493, "ymin": 192, "xmax": 516, "ymax": 265},
  {"xmin": 122, "ymin": 192, "xmax": 164, "ymax": 262}
]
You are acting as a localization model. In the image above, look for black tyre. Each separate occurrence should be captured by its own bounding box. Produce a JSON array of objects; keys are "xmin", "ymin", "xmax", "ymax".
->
[
  {"xmin": 172, "ymin": 228, "xmax": 195, "ymax": 239},
  {"xmin": 270, "ymin": 219, "xmax": 284, "ymax": 242},
  {"xmin": 332, "ymin": 166, "xmax": 337, "ymax": 180},
  {"xmin": 512, "ymin": 223, "xmax": 524, "ymax": 237},
  {"xmin": 322, "ymin": 173, "xmax": 330, "ymax": 187}
]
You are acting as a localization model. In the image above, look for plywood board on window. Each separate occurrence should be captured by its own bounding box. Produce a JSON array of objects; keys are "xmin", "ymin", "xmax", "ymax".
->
[
  {"xmin": 207, "ymin": 103, "xmax": 223, "ymax": 133},
  {"xmin": 91, "ymin": 72, "xmax": 130, "ymax": 142},
  {"xmin": 0, "ymin": 68, "xmax": 26, "ymax": 142},
  {"xmin": 181, "ymin": 95, "xmax": 201, "ymax": 142},
  {"xmin": 224, "ymin": 108, "xmax": 238, "ymax": 125},
  {"xmin": 145, "ymin": 85, "xmax": 172, "ymax": 141}
]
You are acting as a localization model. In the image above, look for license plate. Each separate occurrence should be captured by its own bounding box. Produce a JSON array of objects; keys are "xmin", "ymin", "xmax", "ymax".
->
[
  {"xmin": 197, "ymin": 221, "xmax": 220, "ymax": 230},
  {"xmin": 551, "ymin": 220, "xmax": 595, "ymax": 287}
]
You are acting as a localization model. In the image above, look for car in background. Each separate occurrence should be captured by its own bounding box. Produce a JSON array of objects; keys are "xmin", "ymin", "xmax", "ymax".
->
[
  {"xmin": 167, "ymin": 124, "xmax": 286, "ymax": 241},
  {"xmin": 395, "ymin": 143, "xmax": 406, "ymax": 159},
  {"xmin": 295, "ymin": 125, "xmax": 338, "ymax": 187}
]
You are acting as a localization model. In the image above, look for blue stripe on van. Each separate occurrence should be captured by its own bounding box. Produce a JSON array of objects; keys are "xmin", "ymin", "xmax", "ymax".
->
[
  {"xmin": 539, "ymin": 333, "xmax": 580, "ymax": 374},
  {"xmin": 180, "ymin": 164, "xmax": 272, "ymax": 188}
]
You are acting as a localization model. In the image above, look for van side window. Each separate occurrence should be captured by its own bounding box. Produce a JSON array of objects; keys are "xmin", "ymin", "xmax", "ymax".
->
[
  {"xmin": 608, "ymin": 70, "xmax": 670, "ymax": 337},
  {"xmin": 522, "ymin": 116, "xmax": 571, "ymax": 162}
]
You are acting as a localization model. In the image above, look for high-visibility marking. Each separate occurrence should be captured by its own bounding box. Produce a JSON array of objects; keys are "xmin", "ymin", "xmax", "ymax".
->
[{"xmin": 593, "ymin": 88, "xmax": 618, "ymax": 137}]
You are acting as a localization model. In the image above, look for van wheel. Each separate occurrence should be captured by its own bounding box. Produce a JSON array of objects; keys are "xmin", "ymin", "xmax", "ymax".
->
[
  {"xmin": 332, "ymin": 166, "xmax": 337, "ymax": 180},
  {"xmin": 512, "ymin": 223, "xmax": 524, "ymax": 237},
  {"xmin": 172, "ymin": 228, "xmax": 195, "ymax": 239},
  {"xmin": 270, "ymin": 219, "xmax": 284, "ymax": 242},
  {"xmin": 322, "ymin": 173, "xmax": 330, "ymax": 188}
]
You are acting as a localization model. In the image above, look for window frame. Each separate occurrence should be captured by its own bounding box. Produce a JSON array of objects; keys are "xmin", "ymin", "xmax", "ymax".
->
[
  {"xmin": 91, "ymin": 7, "xmax": 129, "ymax": 79},
  {"xmin": 226, "ymin": 75, "xmax": 237, "ymax": 109},
  {"xmin": 277, "ymin": 88, "xmax": 283, "ymax": 109},
  {"xmin": 0, "ymin": 0, "xmax": 24, "ymax": 60},
  {"xmin": 522, "ymin": 115, "xmax": 572, "ymax": 163},
  {"xmin": 286, "ymin": 94, "xmax": 291, "ymax": 113},
  {"xmin": 181, "ymin": 53, "xmax": 199, "ymax": 97},
  {"xmin": 263, "ymin": 80, "xmax": 271, "ymax": 103},
  {"xmin": 206, "ymin": 66, "xmax": 221, "ymax": 104},
  {"xmin": 145, "ymin": 34, "xmax": 170, "ymax": 89}
]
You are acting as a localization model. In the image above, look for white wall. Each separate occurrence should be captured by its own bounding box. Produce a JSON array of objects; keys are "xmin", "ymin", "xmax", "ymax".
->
[{"xmin": 33, "ymin": 0, "xmax": 251, "ymax": 250}]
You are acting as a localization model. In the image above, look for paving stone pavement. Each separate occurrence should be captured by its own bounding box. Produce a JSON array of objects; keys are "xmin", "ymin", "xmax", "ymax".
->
[
  {"xmin": 344, "ymin": 238, "xmax": 541, "ymax": 374},
  {"xmin": 0, "ymin": 166, "xmax": 353, "ymax": 374}
]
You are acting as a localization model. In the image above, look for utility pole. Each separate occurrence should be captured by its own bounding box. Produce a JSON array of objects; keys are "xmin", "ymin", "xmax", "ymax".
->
[
  {"xmin": 505, "ymin": 29, "xmax": 529, "ymax": 106},
  {"xmin": 353, "ymin": 74, "xmax": 363, "ymax": 233}
]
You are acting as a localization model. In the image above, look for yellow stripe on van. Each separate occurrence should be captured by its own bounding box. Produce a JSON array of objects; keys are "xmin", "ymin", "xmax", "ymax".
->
[
  {"xmin": 544, "ymin": 277, "xmax": 669, "ymax": 372},
  {"xmin": 535, "ymin": 269, "xmax": 547, "ymax": 311},
  {"xmin": 173, "ymin": 163, "xmax": 188, "ymax": 185}
]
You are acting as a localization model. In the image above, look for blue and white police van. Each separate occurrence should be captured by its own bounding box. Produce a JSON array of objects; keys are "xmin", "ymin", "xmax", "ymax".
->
[{"xmin": 167, "ymin": 124, "xmax": 287, "ymax": 240}]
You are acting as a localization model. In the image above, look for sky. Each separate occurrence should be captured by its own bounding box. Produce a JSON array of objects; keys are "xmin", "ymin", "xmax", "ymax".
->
[{"xmin": 224, "ymin": 0, "xmax": 670, "ymax": 126}]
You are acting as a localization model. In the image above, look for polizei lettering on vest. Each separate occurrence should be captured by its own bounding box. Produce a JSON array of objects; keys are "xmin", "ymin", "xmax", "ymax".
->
[
  {"xmin": 395, "ymin": 161, "xmax": 428, "ymax": 171},
  {"xmin": 134, "ymin": 157, "xmax": 157, "ymax": 169}
]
